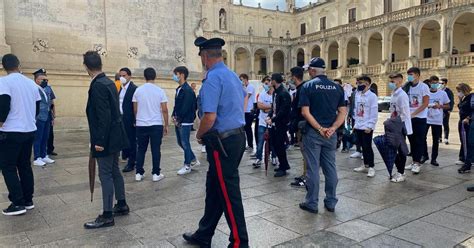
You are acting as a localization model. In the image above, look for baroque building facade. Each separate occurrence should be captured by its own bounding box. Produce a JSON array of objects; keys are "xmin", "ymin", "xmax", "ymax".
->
[{"xmin": 0, "ymin": 0, "xmax": 473, "ymax": 129}]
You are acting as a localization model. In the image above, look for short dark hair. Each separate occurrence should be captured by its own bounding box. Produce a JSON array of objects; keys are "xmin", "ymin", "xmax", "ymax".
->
[
  {"xmin": 120, "ymin": 67, "xmax": 132, "ymax": 76},
  {"xmin": 239, "ymin": 74, "xmax": 249, "ymax": 80},
  {"xmin": 271, "ymin": 73, "xmax": 283, "ymax": 84},
  {"xmin": 389, "ymin": 73, "xmax": 403, "ymax": 79},
  {"xmin": 115, "ymin": 73, "xmax": 121, "ymax": 80},
  {"xmin": 423, "ymin": 79, "xmax": 431, "ymax": 85},
  {"xmin": 1, "ymin": 54, "xmax": 20, "ymax": 71},
  {"xmin": 290, "ymin": 67, "xmax": 304, "ymax": 80},
  {"xmin": 333, "ymin": 79, "xmax": 342, "ymax": 84},
  {"xmin": 83, "ymin": 51, "xmax": 102, "ymax": 71},
  {"xmin": 357, "ymin": 75, "xmax": 372, "ymax": 84},
  {"xmin": 34, "ymin": 73, "xmax": 46, "ymax": 80},
  {"xmin": 429, "ymin": 75, "xmax": 439, "ymax": 82},
  {"xmin": 407, "ymin": 67, "xmax": 420, "ymax": 75},
  {"xmin": 173, "ymin": 66, "xmax": 189, "ymax": 80},
  {"xmin": 261, "ymin": 75, "xmax": 270, "ymax": 83},
  {"xmin": 144, "ymin": 67, "xmax": 156, "ymax": 81},
  {"xmin": 441, "ymin": 78, "xmax": 448, "ymax": 84}
]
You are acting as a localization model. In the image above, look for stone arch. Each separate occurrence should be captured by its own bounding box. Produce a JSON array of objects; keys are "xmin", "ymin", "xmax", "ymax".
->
[
  {"xmin": 451, "ymin": 11, "xmax": 474, "ymax": 55},
  {"xmin": 296, "ymin": 48, "xmax": 305, "ymax": 67},
  {"xmin": 254, "ymin": 48, "xmax": 268, "ymax": 75},
  {"xmin": 418, "ymin": 20, "xmax": 441, "ymax": 58},
  {"xmin": 273, "ymin": 50, "xmax": 285, "ymax": 74},
  {"xmin": 327, "ymin": 40, "xmax": 339, "ymax": 70},
  {"xmin": 346, "ymin": 37, "xmax": 360, "ymax": 67},
  {"xmin": 234, "ymin": 47, "xmax": 250, "ymax": 75},
  {"xmin": 222, "ymin": 49, "xmax": 228, "ymax": 66},
  {"xmin": 311, "ymin": 44, "xmax": 322, "ymax": 58},
  {"xmin": 389, "ymin": 26, "xmax": 409, "ymax": 62},
  {"xmin": 367, "ymin": 32, "xmax": 383, "ymax": 65}
]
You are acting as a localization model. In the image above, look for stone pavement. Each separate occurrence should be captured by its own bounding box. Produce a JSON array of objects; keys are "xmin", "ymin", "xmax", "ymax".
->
[{"xmin": 0, "ymin": 113, "xmax": 473, "ymax": 247}]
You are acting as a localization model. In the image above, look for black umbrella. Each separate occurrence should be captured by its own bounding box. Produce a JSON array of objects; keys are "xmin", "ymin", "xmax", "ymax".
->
[
  {"xmin": 88, "ymin": 153, "xmax": 96, "ymax": 202},
  {"xmin": 373, "ymin": 135, "xmax": 397, "ymax": 178}
]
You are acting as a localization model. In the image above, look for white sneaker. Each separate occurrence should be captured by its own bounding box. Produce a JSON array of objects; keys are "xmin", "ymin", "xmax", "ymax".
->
[
  {"xmin": 361, "ymin": 155, "xmax": 364, "ymax": 160},
  {"xmin": 411, "ymin": 164, "xmax": 421, "ymax": 174},
  {"xmin": 190, "ymin": 159, "xmax": 201, "ymax": 168},
  {"xmin": 405, "ymin": 163, "xmax": 414, "ymax": 170},
  {"xmin": 367, "ymin": 168, "xmax": 376, "ymax": 177},
  {"xmin": 34, "ymin": 159, "xmax": 46, "ymax": 167},
  {"xmin": 177, "ymin": 165, "xmax": 191, "ymax": 175},
  {"xmin": 253, "ymin": 159, "xmax": 262, "ymax": 166},
  {"xmin": 444, "ymin": 138, "xmax": 449, "ymax": 144},
  {"xmin": 201, "ymin": 145, "xmax": 206, "ymax": 153},
  {"xmin": 245, "ymin": 146, "xmax": 253, "ymax": 152},
  {"xmin": 135, "ymin": 173, "xmax": 144, "ymax": 181},
  {"xmin": 353, "ymin": 165, "xmax": 369, "ymax": 172},
  {"xmin": 271, "ymin": 157, "xmax": 278, "ymax": 166},
  {"xmin": 350, "ymin": 152, "xmax": 362, "ymax": 158},
  {"xmin": 455, "ymin": 160, "xmax": 465, "ymax": 165},
  {"xmin": 152, "ymin": 174, "xmax": 165, "ymax": 182},
  {"xmin": 42, "ymin": 156, "xmax": 55, "ymax": 164},
  {"xmin": 391, "ymin": 172, "xmax": 406, "ymax": 183}
]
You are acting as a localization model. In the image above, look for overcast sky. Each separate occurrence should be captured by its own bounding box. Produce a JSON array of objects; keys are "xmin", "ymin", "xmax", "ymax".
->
[{"xmin": 233, "ymin": 0, "xmax": 313, "ymax": 10}]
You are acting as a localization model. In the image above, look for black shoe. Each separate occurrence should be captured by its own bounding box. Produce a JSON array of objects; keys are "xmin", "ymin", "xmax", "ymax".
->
[
  {"xmin": 274, "ymin": 167, "xmax": 282, "ymax": 172},
  {"xmin": 182, "ymin": 233, "xmax": 211, "ymax": 248},
  {"xmin": 420, "ymin": 156, "xmax": 429, "ymax": 164},
  {"xmin": 467, "ymin": 185, "xmax": 474, "ymax": 192},
  {"xmin": 113, "ymin": 204, "xmax": 130, "ymax": 216},
  {"xmin": 290, "ymin": 178, "xmax": 306, "ymax": 187},
  {"xmin": 2, "ymin": 204, "xmax": 26, "ymax": 216},
  {"xmin": 430, "ymin": 160, "xmax": 439, "ymax": 167},
  {"xmin": 274, "ymin": 170, "xmax": 287, "ymax": 177},
  {"xmin": 324, "ymin": 204, "xmax": 335, "ymax": 212},
  {"xmin": 25, "ymin": 201, "xmax": 35, "ymax": 210},
  {"xmin": 84, "ymin": 215, "xmax": 114, "ymax": 229},
  {"xmin": 122, "ymin": 166, "xmax": 134, "ymax": 173},
  {"xmin": 299, "ymin": 203, "xmax": 318, "ymax": 214},
  {"xmin": 458, "ymin": 165, "xmax": 471, "ymax": 174},
  {"xmin": 48, "ymin": 152, "xmax": 58, "ymax": 156}
]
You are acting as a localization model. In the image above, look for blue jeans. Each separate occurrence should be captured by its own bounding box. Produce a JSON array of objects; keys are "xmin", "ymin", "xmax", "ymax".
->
[
  {"xmin": 303, "ymin": 128, "xmax": 338, "ymax": 210},
  {"xmin": 136, "ymin": 125, "xmax": 163, "ymax": 175},
  {"xmin": 176, "ymin": 125, "xmax": 196, "ymax": 165},
  {"xmin": 255, "ymin": 126, "xmax": 277, "ymax": 160},
  {"xmin": 33, "ymin": 119, "xmax": 51, "ymax": 159}
]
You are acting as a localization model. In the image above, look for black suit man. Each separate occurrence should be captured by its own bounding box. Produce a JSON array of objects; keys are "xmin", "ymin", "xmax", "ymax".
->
[
  {"xmin": 118, "ymin": 67, "xmax": 137, "ymax": 173},
  {"xmin": 83, "ymin": 51, "xmax": 130, "ymax": 229}
]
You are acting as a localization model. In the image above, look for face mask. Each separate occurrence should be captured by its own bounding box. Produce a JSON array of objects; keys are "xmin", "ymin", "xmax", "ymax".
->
[
  {"xmin": 458, "ymin": 92, "xmax": 464, "ymax": 98},
  {"xmin": 172, "ymin": 74, "xmax": 180, "ymax": 83},
  {"xmin": 407, "ymin": 75, "xmax": 414, "ymax": 82},
  {"xmin": 119, "ymin": 77, "xmax": 127, "ymax": 85},
  {"xmin": 40, "ymin": 79, "xmax": 48, "ymax": 88},
  {"xmin": 388, "ymin": 82, "xmax": 397, "ymax": 90},
  {"xmin": 263, "ymin": 84, "xmax": 270, "ymax": 92},
  {"xmin": 430, "ymin": 83, "xmax": 439, "ymax": 90},
  {"xmin": 357, "ymin": 85, "xmax": 366, "ymax": 92}
]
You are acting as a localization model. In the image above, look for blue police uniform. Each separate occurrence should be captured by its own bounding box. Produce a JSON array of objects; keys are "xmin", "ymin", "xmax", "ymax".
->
[
  {"xmin": 184, "ymin": 37, "xmax": 249, "ymax": 248},
  {"xmin": 299, "ymin": 73, "xmax": 345, "ymax": 212}
]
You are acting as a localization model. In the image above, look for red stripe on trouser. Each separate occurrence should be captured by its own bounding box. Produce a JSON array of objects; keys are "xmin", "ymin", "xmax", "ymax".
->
[{"xmin": 213, "ymin": 151, "xmax": 240, "ymax": 248}]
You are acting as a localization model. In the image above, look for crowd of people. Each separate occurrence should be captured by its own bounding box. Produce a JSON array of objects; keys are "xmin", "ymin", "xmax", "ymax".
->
[{"xmin": 0, "ymin": 34, "xmax": 473, "ymax": 246}]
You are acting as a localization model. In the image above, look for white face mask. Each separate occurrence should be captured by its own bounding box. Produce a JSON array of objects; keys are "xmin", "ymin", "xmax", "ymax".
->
[{"xmin": 119, "ymin": 77, "xmax": 127, "ymax": 85}]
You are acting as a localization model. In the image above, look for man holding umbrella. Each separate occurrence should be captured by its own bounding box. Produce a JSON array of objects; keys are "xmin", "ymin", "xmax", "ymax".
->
[{"xmin": 83, "ymin": 51, "xmax": 130, "ymax": 229}]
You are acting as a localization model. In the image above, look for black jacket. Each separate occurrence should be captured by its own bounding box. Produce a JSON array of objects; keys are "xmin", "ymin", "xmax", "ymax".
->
[
  {"xmin": 269, "ymin": 84, "xmax": 291, "ymax": 127},
  {"xmin": 172, "ymin": 82, "xmax": 197, "ymax": 124},
  {"xmin": 444, "ymin": 87, "xmax": 455, "ymax": 112},
  {"xmin": 120, "ymin": 81, "xmax": 137, "ymax": 127},
  {"xmin": 290, "ymin": 81, "xmax": 306, "ymax": 132},
  {"xmin": 86, "ymin": 73, "xmax": 129, "ymax": 158}
]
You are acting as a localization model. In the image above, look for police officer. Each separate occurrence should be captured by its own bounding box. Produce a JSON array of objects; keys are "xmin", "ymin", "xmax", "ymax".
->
[
  {"xmin": 182, "ymin": 37, "xmax": 249, "ymax": 248},
  {"xmin": 298, "ymin": 57, "xmax": 346, "ymax": 214}
]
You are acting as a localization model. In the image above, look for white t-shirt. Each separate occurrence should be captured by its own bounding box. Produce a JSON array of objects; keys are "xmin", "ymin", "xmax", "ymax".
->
[
  {"xmin": 343, "ymin": 83, "xmax": 353, "ymax": 100},
  {"xmin": 119, "ymin": 82, "xmax": 130, "ymax": 115},
  {"xmin": 353, "ymin": 90, "xmax": 378, "ymax": 130},
  {"xmin": 407, "ymin": 82, "xmax": 430, "ymax": 118},
  {"xmin": 0, "ymin": 73, "xmax": 41, "ymax": 132},
  {"xmin": 390, "ymin": 87, "xmax": 413, "ymax": 135},
  {"xmin": 132, "ymin": 83, "xmax": 168, "ymax": 127},
  {"xmin": 258, "ymin": 90, "xmax": 272, "ymax": 127},
  {"xmin": 427, "ymin": 90, "xmax": 450, "ymax": 125},
  {"xmin": 245, "ymin": 83, "xmax": 255, "ymax": 113}
]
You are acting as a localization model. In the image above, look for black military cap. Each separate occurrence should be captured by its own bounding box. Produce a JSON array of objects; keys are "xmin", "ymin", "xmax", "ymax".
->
[
  {"xmin": 33, "ymin": 68, "xmax": 47, "ymax": 76},
  {"xmin": 194, "ymin": 37, "xmax": 225, "ymax": 55},
  {"xmin": 389, "ymin": 73, "xmax": 403, "ymax": 79}
]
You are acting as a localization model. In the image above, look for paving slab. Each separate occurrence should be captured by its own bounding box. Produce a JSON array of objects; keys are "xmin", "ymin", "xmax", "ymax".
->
[{"xmin": 326, "ymin": 219, "xmax": 389, "ymax": 242}]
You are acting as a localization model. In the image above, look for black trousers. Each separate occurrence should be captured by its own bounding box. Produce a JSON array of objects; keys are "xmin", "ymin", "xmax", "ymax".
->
[
  {"xmin": 195, "ymin": 133, "xmax": 249, "ymax": 248},
  {"xmin": 408, "ymin": 118, "xmax": 427, "ymax": 163},
  {"xmin": 443, "ymin": 111, "xmax": 450, "ymax": 140},
  {"xmin": 424, "ymin": 124, "xmax": 442, "ymax": 162},
  {"xmin": 395, "ymin": 144, "xmax": 407, "ymax": 175},
  {"xmin": 0, "ymin": 132, "xmax": 35, "ymax": 206},
  {"xmin": 355, "ymin": 129, "xmax": 374, "ymax": 167},
  {"xmin": 458, "ymin": 120, "xmax": 471, "ymax": 162},
  {"xmin": 253, "ymin": 110, "xmax": 259, "ymax": 146},
  {"xmin": 122, "ymin": 123, "xmax": 136, "ymax": 167},
  {"xmin": 47, "ymin": 120, "xmax": 55, "ymax": 155},
  {"xmin": 271, "ymin": 124, "xmax": 290, "ymax": 170},
  {"xmin": 244, "ymin": 113, "xmax": 254, "ymax": 148}
]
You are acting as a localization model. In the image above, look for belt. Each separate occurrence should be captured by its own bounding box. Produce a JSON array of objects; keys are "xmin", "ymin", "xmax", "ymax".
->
[{"xmin": 218, "ymin": 127, "xmax": 245, "ymax": 140}]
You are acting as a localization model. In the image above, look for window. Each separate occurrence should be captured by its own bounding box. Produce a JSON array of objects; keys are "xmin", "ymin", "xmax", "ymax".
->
[
  {"xmin": 391, "ymin": 53, "xmax": 395, "ymax": 63},
  {"xmin": 331, "ymin": 59, "xmax": 338, "ymax": 70},
  {"xmin": 421, "ymin": 0, "xmax": 435, "ymax": 4},
  {"xmin": 300, "ymin": 23, "xmax": 306, "ymax": 36},
  {"xmin": 423, "ymin": 48, "xmax": 432, "ymax": 58},
  {"xmin": 384, "ymin": 0, "xmax": 392, "ymax": 13},
  {"xmin": 471, "ymin": 44, "xmax": 474, "ymax": 52},
  {"xmin": 348, "ymin": 8, "xmax": 356, "ymax": 23},
  {"xmin": 320, "ymin": 17, "xmax": 326, "ymax": 30}
]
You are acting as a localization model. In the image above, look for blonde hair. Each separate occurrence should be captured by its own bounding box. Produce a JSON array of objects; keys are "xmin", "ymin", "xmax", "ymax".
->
[{"xmin": 455, "ymin": 83, "xmax": 472, "ymax": 94}]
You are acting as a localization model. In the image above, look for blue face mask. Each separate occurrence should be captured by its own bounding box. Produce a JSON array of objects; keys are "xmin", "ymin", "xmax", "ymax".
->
[
  {"xmin": 172, "ymin": 74, "xmax": 180, "ymax": 83},
  {"xmin": 431, "ymin": 83, "xmax": 439, "ymax": 90},
  {"xmin": 407, "ymin": 75, "xmax": 414, "ymax": 82},
  {"xmin": 263, "ymin": 84, "xmax": 270, "ymax": 92},
  {"xmin": 388, "ymin": 82, "xmax": 397, "ymax": 90}
]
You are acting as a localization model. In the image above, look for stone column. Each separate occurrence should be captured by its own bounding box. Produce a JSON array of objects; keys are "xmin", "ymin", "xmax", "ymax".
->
[
  {"xmin": 228, "ymin": 45, "xmax": 235, "ymax": 71},
  {"xmin": 408, "ymin": 22, "xmax": 419, "ymax": 68},
  {"xmin": 382, "ymin": 29, "xmax": 390, "ymax": 74},
  {"xmin": 267, "ymin": 49, "xmax": 273, "ymax": 74},
  {"xmin": 439, "ymin": 14, "xmax": 451, "ymax": 69},
  {"xmin": 338, "ymin": 38, "xmax": 346, "ymax": 69},
  {"xmin": 359, "ymin": 35, "xmax": 367, "ymax": 66},
  {"xmin": 250, "ymin": 50, "xmax": 255, "ymax": 78},
  {"xmin": 321, "ymin": 41, "xmax": 329, "ymax": 67},
  {"xmin": 0, "ymin": 0, "xmax": 11, "ymax": 55}
]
